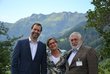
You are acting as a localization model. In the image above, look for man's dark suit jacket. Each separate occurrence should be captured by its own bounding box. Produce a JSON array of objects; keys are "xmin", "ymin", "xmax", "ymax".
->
[
  {"xmin": 11, "ymin": 39, "xmax": 47, "ymax": 74},
  {"xmin": 65, "ymin": 45, "xmax": 98, "ymax": 74}
]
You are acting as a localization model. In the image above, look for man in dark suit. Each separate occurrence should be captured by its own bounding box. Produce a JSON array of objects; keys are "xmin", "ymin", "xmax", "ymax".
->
[
  {"xmin": 65, "ymin": 32, "xmax": 98, "ymax": 74},
  {"xmin": 11, "ymin": 23, "xmax": 47, "ymax": 74}
]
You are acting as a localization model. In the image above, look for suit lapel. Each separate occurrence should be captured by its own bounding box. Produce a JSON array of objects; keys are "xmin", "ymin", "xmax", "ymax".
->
[
  {"xmin": 66, "ymin": 49, "xmax": 73, "ymax": 68},
  {"xmin": 70, "ymin": 46, "xmax": 84, "ymax": 67},
  {"xmin": 25, "ymin": 39, "xmax": 33, "ymax": 61},
  {"xmin": 33, "ymin": 41, "xmax": 41, "ymax": 61}
]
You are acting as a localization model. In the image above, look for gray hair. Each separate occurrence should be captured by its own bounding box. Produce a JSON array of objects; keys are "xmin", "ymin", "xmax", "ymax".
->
[
  {"xmin": 69, "ymin": 32, "xmax": 82, "ymax": 40},
  {"xmin": 69, "ymin": 32, "xmax": 83, "ymax": 48}
]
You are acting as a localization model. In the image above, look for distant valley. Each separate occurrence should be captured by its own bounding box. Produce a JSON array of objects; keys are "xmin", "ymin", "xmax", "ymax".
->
[{"xmin": 0, "ymin": 12, "xmax": 101, "ymax": 50}]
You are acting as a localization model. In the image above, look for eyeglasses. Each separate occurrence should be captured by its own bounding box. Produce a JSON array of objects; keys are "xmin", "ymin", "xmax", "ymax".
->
[{"xmin": 49, "ymin": 42, "xmax": 56, "ymax": 45}]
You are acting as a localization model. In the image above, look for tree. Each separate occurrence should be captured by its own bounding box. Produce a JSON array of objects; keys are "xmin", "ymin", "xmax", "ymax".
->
[
  {"xmin": 86, "ymin": 0, "xmax": 110, "ymax": 59},
  {"xmin": 0, "ymin": 22, "xmax": 19, "ymax": 74},
  {"xmin": 86, "ymin": 0, "xmax": 110, "ymax": 73}
]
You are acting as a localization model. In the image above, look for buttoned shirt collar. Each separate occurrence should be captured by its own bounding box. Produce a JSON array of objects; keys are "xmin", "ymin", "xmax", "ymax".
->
[
  {"xmin": 29, "ymin": 36, "xmax": 39, "ymax": 43},
  {"xmin": 29, "ymin": 37, "xmax": 39, "ymax": 60}
]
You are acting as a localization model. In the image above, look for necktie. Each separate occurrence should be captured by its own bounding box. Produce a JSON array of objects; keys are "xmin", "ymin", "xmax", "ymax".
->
[{"xmin": 72, "ymin": 48, "xmax": 78, "ymax": 52}]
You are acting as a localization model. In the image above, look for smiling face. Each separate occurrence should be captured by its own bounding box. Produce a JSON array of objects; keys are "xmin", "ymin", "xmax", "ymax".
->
[
  {"xmin": 69, "ymin": 32, "xmax": 83, "ymax": 48},
  {"xmin": 69, "ymin": 35, "xmax": 80, "ymax": 46},
  {"xmin": 47, "ymin": 38, "xmax": 58, "ymax": 51},
  {"xmin": 31, "ymin": 24, "xmax": 41, "ymax": 41}
]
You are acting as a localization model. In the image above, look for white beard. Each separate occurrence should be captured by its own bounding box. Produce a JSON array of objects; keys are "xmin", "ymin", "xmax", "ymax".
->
[{"xmin": 71, "ymin": 41, "xmax": 83, "ymax": 49}]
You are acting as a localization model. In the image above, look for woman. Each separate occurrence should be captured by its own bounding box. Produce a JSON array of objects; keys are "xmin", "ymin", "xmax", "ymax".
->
[{"xmin": 46, "ymin": 37, "xmax": 66, "ymax": 74}]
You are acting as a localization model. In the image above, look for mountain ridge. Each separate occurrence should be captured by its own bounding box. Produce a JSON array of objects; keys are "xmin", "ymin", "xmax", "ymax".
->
[{"xmin": 1, "ymin": 12, "xmax": 87, "ymax": 41}]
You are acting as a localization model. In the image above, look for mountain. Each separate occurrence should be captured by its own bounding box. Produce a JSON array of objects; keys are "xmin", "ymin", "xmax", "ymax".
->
[
  {"xmin": 1, "ymin": 12, "xmax": 101, "ymax": 50},
  {"xmin": 1, "ymin": 12, "xmax": 109, "ymax": 73},
  {"xmin": 1, "ymin": 12, "xmax": 87, "ymax": 42},
  {"xmin": 57, "ymin": 21, "xmax": 101, "ymax": 50}
]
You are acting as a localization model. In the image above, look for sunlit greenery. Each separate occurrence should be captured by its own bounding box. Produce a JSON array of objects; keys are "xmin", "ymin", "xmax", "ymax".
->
[
  {"xmin": 0, "ymin": 22, "xmax": 20, "ymax": 74},
  {"xmin": 86, "ymin": 0, "xmax": 110, "ymax": 73}
]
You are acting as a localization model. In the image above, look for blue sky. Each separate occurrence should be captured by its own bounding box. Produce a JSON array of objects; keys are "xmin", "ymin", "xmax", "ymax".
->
[{"xmin": 0, "ymin": 0, "xmax": 94, "ymax": 23}]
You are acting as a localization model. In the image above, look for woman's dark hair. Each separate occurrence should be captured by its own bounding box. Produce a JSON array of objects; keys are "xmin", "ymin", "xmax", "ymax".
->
[{"xmin": 47, "ymin": 37, "xmax": 57, "ymax": 47}]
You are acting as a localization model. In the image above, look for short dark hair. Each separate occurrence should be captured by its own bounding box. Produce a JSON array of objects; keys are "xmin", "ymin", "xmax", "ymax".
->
[
  {"xmin": 47, "ymin": 37, "xmax": 57, "ymax": 47},
  {"xmin": 31, "ymin": 23, "xmax": 42, "ymax": 32}
]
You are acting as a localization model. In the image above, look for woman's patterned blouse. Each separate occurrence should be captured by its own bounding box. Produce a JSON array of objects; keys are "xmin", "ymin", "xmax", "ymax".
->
[{"xmin": 47, "ymin": 49, "xmax": 66, "ymax": 74}]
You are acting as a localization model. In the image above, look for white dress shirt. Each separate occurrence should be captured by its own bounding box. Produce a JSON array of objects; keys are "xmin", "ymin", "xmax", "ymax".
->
[
  {"xmin": 68, "ymin": 48, "xmax": 79, "ymax": 66},
  {"xmin": 29, "ymin": 37, "xmax": 38, "ymax": 60}
]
